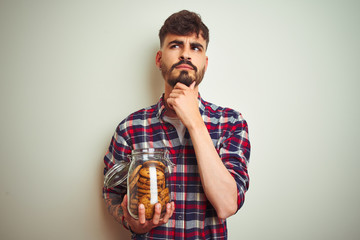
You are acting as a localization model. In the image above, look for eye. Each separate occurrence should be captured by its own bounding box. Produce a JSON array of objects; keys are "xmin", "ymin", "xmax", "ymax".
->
[
  {"xmin": 170, "ymin": 44, "xmax": 180, "ymax": 49},
  {"xmin": 191, "ymin": 45, "xmax": 203, "ymax": 52}
]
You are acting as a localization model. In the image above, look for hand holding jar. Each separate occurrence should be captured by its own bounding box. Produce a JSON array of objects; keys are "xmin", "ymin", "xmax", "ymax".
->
[
  {"xmin": 120, "ymin": 194, "xmax": 175, "ymax": 234},
  {"xmin": 104, "ymin": 148, "xmax": 175, "ymax": 233}
]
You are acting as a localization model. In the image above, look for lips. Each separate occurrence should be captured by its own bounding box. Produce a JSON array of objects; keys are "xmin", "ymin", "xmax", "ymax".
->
[
  {"xmin": 176, "ymin": 64, "xmax": 194, "ymax": 70},
  {"xmin": 171, "ymin": 60, "xmax": 197, "ymax": 72}
]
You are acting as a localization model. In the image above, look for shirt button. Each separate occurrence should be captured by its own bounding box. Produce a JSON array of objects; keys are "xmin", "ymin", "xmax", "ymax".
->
[
  {"xmin": 169, "ymin": 126, "xmax": 174, "ymax": 130},
  {"xmin": 178, "ymin": 184, "xmax": 182, "ymax": 190},
  {"xmin": 177, "ymin": 215, "xmax": 183, "ymax": 220},
  {"xmin": 178, "ymin": 153, "xmax": 182, "ymax": 158}
]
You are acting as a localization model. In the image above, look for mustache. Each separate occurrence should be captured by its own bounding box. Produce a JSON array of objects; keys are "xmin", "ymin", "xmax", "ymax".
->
[{"xmin": 170, "ymin": 60, "xmax": 198, "ymax": 72}]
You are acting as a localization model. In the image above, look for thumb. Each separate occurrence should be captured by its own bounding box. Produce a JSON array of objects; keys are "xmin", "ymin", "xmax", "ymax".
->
[
  {"xmin": 121, "ymin": 194, "xmax": 128, "ymax": 209},
  {"xmin": 190, "ymin": 81, "xmax": 196, "ymax": 89}
]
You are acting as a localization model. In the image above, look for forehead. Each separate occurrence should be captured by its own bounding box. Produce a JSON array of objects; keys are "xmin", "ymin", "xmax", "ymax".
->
[{"xmin": 163, "ymin": 33, "xmax": 207, "ymax": 47}]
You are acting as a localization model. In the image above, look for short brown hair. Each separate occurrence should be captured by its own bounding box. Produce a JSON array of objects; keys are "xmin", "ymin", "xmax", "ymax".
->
[{"xmin": 159, "ymin": 10, "xmax": 209, "ymax": 49}]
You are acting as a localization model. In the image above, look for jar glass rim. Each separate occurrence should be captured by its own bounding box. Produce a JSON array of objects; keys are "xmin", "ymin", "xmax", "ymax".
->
[{"xmin": 131, "ymin": 148, "xmax": 167, "ymax": 155}]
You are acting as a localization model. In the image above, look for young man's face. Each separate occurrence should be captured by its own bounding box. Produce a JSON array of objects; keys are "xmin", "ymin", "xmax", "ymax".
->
[{"xmin": 156, "ymin": 33, "xmax": 208, "ymax": 88}]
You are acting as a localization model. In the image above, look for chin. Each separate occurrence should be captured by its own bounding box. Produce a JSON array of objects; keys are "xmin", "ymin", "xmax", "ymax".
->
[{"xmin": 168, "ymin": 73, "xmax": 194, "ymax": 87}]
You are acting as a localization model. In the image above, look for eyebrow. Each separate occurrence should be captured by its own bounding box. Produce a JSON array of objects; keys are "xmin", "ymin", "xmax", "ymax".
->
[
  {"xmin": 168, "ymin": 40, "xmax": 184, "ymax": 46},
  {"xmin": 190, "ymin": 42, "xmax": 204, "ymax": 50},
  {"xmin": 168, "ymin": 40, "xmax": 204, "ymax": 50}
]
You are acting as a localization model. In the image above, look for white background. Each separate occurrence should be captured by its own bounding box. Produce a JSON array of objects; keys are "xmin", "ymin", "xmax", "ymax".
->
[{"xmin": 1, "ymin": 1, "xmax": 359, "ymax": 239}]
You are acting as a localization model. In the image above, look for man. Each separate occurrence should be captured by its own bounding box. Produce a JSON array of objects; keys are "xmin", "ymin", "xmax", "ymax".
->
[{"xmin": 103, "ymin": 10, "xmax": 250, "ymax": 239}]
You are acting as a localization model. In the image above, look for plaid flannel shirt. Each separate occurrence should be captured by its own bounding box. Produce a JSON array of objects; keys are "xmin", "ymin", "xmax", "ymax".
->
[{"xmin": 103, "ymin": 94, "xmax": 250, "ymax": 240}]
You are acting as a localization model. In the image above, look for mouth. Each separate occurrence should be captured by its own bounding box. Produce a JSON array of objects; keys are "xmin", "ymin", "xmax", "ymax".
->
[
  {"xmin": 171, "ymin": 60, "xmax": 197, "ymax": 72},
  {"xmin": 175, "ymin": 64, "xmax": 194, "ymax": 70}
]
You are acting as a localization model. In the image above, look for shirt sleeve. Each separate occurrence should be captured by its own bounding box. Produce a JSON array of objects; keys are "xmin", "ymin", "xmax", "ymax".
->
[
  {"xmin": 218, "ymin": 112, "xmax": 251, "ymax": 212},
  {"xmin": 103, "ymin": 122, "xmax": 132, "ymax": 202}
]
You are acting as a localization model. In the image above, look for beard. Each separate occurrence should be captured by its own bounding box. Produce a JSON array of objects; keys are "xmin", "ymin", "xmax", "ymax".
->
[{"xmin": 161, "ymin": 60, "xmax": 206, "ymax": 88}]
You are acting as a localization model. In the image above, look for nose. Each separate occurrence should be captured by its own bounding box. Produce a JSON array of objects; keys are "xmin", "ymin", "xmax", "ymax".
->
[{"xmin": 180, "ymin": 46, "xmax": 191, "ymax": 61}]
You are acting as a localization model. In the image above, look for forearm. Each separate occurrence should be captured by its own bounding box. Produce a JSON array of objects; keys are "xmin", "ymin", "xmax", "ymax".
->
[
  {"xmin": 188, "ymin": 123, "xmax": 238, "ymax": 219},
  {"xmin": 166, "ymin": 84, "xmax": 241, "ymax": 218},
  {"xmin": 104, "ymin": 196, "xmax": 124, "ymax": 223}
]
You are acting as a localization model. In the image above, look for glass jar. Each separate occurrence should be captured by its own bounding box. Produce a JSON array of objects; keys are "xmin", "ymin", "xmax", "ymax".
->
[
  {"xmin": 103, "ymin": 148, "xmax": 174, "ymax": 220},
  {"xmin": 127, "ymin": 148, "xmax": 173, "ymax": 220}
]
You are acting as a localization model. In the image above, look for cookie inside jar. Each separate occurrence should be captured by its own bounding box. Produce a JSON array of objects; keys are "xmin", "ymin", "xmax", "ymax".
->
[{"xmin": 127, "ymin": 149, "xmax": 172, "ymax": 220}]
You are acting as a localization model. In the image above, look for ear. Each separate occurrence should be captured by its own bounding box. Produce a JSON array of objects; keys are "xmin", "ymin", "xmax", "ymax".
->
[
  {"xmin": 155, "ymin": 50, "xmax": 162, "ymax": 69},
  {"xmin": 205, "ymin": 56, "xmax": 209, "ymax": 71}
]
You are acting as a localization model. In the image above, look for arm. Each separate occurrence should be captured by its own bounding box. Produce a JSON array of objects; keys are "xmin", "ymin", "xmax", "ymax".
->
[
  {"xmin": 103, "ymin": 121, "xmax": 175, "ymax": 233},
  {"xmin": 103, "ymin": 128, "xmax": 129, "ymax": 223},
  {"xmin": 167, "ymin": 82, "xmax": 250, "ymax": 219},
  {"xmin": 104, "ymin": 194, "xmax": 123, "ymax": 223},
  {"xmin": 190, "ymin": 124, "xmax": 238, "ymax": 219}
]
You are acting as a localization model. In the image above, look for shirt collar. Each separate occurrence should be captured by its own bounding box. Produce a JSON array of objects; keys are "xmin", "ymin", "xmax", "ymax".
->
[{"xmin": 156, "ymin": 94, "xmax": 167, "ymax": 119}]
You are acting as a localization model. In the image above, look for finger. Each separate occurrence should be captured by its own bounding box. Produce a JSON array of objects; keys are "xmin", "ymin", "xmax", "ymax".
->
[
  {"xmin": 168, "ymin": 91, "xmax": 182, "ymax": 99},
  {"xmin": 121, "ymin": 195, "xmax": 132, "ymax": 221},
  {"xmin": 170, "ymin": 87, "xmax": 187, "ymax": 95},
  {"xmin": 121, "ymin": 195, "xmax": 128, "ymax": 212},
  {"xmin": 171, "ymin": 201, "xmax": 175, "ymax": 214},
  {"xmin": 121, "ymin": 194, "xmax": 127, "ymax": 204},
  {"xmin": 174, "ymin": 82, "xmax": 190, "ymax": 89},
  {"xmin": 138, "ymin": 204, "xmax": 146, "ymax": 225},
  {"xmin": 166, "ymin": 99, "xmax": 174, "ymax": 110},
  {"xmin": 189, "ymin": 81, "xmax": 196, "ymax": 89},
  {"xmin": 152, "ymin": 203, "xmax": 162, "ymax": 225},
  {"xmin": 161, "ymin": 203, "xmax": 172, "ymax": 223}
]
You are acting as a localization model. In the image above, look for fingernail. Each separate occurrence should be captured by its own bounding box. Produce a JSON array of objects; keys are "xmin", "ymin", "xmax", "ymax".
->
[{"xmin": 139, "ymin": 204, "xmax": 144, "ymax": 210}]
